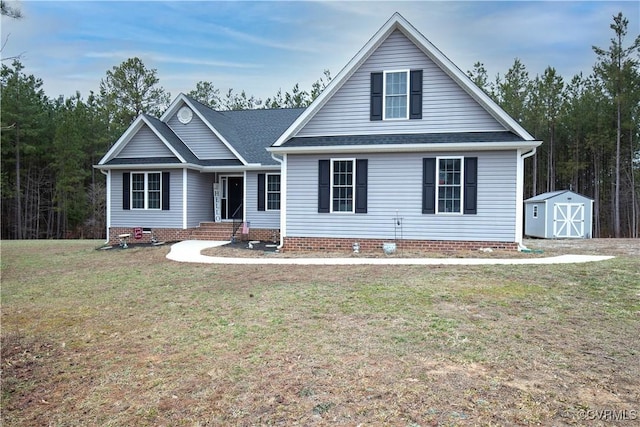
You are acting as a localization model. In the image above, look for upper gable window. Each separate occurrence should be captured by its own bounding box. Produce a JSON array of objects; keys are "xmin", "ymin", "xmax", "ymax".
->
[
  {"xmin": 384, "ymin": 70, "xmax": 409, "ymax": 119},
  {"xmin": 371, "ymin": 70, "xmax": 422, "ymax": 121}
]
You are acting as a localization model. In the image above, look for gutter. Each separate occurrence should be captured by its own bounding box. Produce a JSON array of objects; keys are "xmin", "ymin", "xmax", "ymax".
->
[
  {"xmin": 268, "ymin": 140, "xmax": 542, "ymax": 155},
  {"xmin": 517, "ymin": 147, "xmax": 538, "ymax": 251},
  {"xmin": 270, "ymin": 153, "xmax": 286, "ymax": 250},
  {"xmin": 100, "ymin": 169, "xmax": 110, "ymax": 245}
]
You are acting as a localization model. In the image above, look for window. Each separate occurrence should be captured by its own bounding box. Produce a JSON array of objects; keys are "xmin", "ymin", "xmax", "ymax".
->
[
  {"xmin": 318, "ymin": 159, "xmax": 367, "ymax": 214},
  {"xmin": 384, "ymin": 70, "xmax": 409, "ymax": 119},
  {"xmin": 533, "ymin": 205, "xmax": 538, "ymax": 218},
  {"xmin": 266, "ymin": 174, "xmax": 280, "ymax": 210},
  {"xmin": 131, "ymin": 172, "xmax": 161, "ymax": 210},
  {"xmin": 423, "ymin": 157, "xmax": 476, "ymax": 215},
  {"xmin": 437, "ymin": 158, "xmax": 462, "ymax": 213},
  {"xmin": 371, "ymin": 70, "xmax": 422, "ymax": 121},
  {"xmin": 332, "ymin": 159, "xmax": 354, "ymax": 212}
]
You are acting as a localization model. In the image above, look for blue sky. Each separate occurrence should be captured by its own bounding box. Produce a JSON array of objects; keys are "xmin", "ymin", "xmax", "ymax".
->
[{"xmin": 2, "ymin": 1, "xmax": 638, "ymax": 103}]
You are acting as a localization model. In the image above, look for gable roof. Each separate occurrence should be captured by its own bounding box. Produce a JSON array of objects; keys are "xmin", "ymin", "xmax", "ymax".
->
[
  {"xmin": 98, "ymin": 95, "xmax": 305, "ymax": 169},
  {"xmin": 98, "ymin": 114, "xmax": 197, "ymax": 166},
  {"xmin": 272, "ymin": 12, "xmax": 537, "ymax": 149},
  {"xmin": 185, "ymin": 96, "xmax": 305, "ymax": 165},
  {"xmin": 524, "ymin": 190, "xmax": 593, "ymax": 203}
]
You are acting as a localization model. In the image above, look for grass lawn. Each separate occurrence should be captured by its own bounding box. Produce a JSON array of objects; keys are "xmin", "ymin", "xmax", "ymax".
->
[{"xmin": 1, "ymin": 239, "xmax": 639, "ymax": 426}]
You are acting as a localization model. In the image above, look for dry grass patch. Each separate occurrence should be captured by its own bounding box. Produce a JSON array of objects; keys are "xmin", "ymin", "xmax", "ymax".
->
[{"xmin": 1, "ymin": 239, "xmax": 638, "ymax": 426}]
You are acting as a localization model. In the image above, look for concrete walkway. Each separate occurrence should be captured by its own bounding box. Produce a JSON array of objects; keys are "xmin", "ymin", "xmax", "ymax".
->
[{"xmin": 166, "ymin": 240, "xmax": 614, "ymax": 265}]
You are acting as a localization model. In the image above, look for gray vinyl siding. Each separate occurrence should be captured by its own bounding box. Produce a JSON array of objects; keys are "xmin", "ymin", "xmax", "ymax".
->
[
  {"xmin": 524, "ymin": 202, "xmax": 546, "ymax": 238},
  {"xmin": 297, "ymin": 30, "xmax": 502, "ymax": 136},
  {"xmin": 110, "ymin": 170, "xmax": 184, "ymax": 228},
  {"xmin": 167, "ymin": 110, "xmax": 237, "ymax": 160},
  {"xmin": 186, "ymin": 170, "xmax": 215, "ymax": 227},
  {"xmin": 245, "ymin": 170, "xmax": 281, "ymax": 229},
  {"xmin": 285, "ymin": 151, "xmax": 517, "ymax": 242},
  {"xmin": 118, "ymin": 126, "xmax": 176, "ymax": 158}
]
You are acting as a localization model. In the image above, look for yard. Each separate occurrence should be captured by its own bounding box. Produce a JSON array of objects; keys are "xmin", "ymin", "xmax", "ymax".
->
[{"xmin": 1, "ymin": 239, "xmax": 638, "ymax": 426}]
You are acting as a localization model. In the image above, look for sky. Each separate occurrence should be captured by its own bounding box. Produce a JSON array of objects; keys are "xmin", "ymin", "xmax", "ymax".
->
[{"xmin": 1, "ymin": 1, "xmax": 639, "ymax": 104}]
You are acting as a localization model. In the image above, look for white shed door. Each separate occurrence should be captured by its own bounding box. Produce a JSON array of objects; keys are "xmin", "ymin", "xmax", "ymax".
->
[{"xmin": 553, "ymin": 203, "xmax": 584, "ymax": 238}]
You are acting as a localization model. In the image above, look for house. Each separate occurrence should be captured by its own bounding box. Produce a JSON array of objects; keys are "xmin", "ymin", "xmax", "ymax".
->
[
  {"xmin": 96, "ymin": 13, "xmax": 541, "ymax": 251},
  {"xmin": 96, "ymin": 97, "xmax": 305, "ymax": 244},
  {"xmin": 524, "ymin": 190, "xmax": 593, "ymax": 239}
]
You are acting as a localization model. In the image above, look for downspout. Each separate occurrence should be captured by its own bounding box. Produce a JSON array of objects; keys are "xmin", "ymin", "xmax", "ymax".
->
[
  {"xmin": 517, "ymin": 147, "xmax": 537, "ymax": 251},
  {"xmin": 100, "ymin": 169, "xmax": 110, "ymax": 245},
  {"xmin": 270, "ymin": 153, "xmax": 286, "ymax": 250}
]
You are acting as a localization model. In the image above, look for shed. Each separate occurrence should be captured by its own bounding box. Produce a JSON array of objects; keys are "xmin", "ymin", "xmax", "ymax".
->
[{"xmin": 524, "ymin": 190, "xmax": 593, "ymax": 239}]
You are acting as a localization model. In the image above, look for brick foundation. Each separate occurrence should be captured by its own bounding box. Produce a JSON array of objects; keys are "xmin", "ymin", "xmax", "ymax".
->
[
  {"xmin": 282, "ymin": 236, "xmax": 518, "ymax": 252},
  {"xmin": 108, "ymin": 226, "xmax": 280, "ymax": 246},
  {"xmin": 108, "ymin": 227, "xmax": 194, "ymax": 245},
  {"xmin": 241, "ymin": 228, "xmax": 280, "ymax": 243}
]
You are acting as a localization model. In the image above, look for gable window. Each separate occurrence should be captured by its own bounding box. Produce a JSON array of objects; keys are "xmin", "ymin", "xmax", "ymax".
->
[
  {"xmin": 318, "ymin": 159, "xmax": 368, "ymax": 214},
  {"xmin": 437, "ymin": 157, "xmax": 462, "ymax": 213},
  {"xmin": 131, "ymin": 172, "xmax": 161, "ymax": 209},
  {"xmin": 423, "ymin": 157, "xmax": 477, "ymax": 215},
  {"xmin": 384, "ymin": 70, "xmax": 409, "ymax": 119},
  {"xmin": 371, "ymin": 70, "xmax": 422, "ymax": 121}
]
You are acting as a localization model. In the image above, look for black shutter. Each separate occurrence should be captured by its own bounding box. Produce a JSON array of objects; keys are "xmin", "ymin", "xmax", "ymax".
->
[
  {"xmin": 162, "ymin": 172, "xmax": 170, "ymax": 211},
  {"xmin": 257, "ymin": 173, "xmax": 266, "ymax": 211},
  {"xmin": 409, "ymin": 69, "xmax": 423, "ymax": 119},
  {"xmin": 123, "ymin": 172, "xmax": 130, "ymax": 210},
  {"xmin": 318, "ymin": 160, "xmax": 330, "ymax": 213},
  {"xmin": 355, "ymin": 159, "xmax": 368, "ymax": 213},
  {"xmin": 422, "ymin": 158, "xmax": 436, "ymax": 214},
  {"xmin": 464, "ymin": 157, "xmax": 477, "ymax": 214},
  {"xmin": 370, "ymin": 72, "xmax": 383, "ymax": 121}
]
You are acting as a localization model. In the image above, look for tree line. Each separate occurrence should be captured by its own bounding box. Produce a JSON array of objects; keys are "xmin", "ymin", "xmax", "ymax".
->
[{"xmin": 1, "ymin": 12, "xmax": 638, "ymax": 239}]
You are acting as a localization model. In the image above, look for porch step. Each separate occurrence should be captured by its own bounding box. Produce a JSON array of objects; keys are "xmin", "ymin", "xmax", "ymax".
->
[{"xmin": 190, "ymin": 222, "xmax": 235, "ymax": 241}]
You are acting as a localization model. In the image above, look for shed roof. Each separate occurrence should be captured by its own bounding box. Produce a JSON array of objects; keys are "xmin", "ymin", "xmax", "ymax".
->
[{"xmin": 524, "ymin": 190, "xmax": 593, "ymax": 203}]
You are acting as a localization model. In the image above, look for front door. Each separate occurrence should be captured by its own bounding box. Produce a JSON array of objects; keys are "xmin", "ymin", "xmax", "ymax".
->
[{"xmin": 225, "ymin": 177, "xmax": 243, "ymax": 220}]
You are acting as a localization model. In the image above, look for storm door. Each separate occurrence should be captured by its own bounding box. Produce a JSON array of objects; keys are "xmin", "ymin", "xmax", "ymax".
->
[{"xmin": 222, "ymin": 176, "xmax": 243, "ymax": 220}]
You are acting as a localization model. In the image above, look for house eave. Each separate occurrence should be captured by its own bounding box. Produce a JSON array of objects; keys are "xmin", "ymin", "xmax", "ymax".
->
[
  {"xmin": 93, "ymin": 163, "xmax": 280, "ymax": 172},
  {"xmin": 268, "ymin": 141, "xmax": 542, "ymax": 155}
]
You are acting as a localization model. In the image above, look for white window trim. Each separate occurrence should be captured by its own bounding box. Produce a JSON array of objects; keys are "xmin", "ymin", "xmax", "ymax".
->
[
  {"xmin": 435, "ymin": 156, "xmax": 464, "ymax": 215},
  {"xmin": 330, "ymin": 158, "xmax": 356, "ymax": 214},
  {"xmin": 131, "ymin": 171, "xmax": 162, "ymax": 210},
  {"xmin": 382, "ymin": 69, "xmax": 409, "ymax": 120},
  {"xmin": 265, "ymin": 173, "xmax": 281, "ymax": 211},
  {"xmin": 532, "ymin": 205, "xmax": 538, "ymax": 218}
]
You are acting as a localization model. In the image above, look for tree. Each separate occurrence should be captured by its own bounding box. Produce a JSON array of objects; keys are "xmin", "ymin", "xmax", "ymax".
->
[
  {"xmin": 467, "ymin": 62, "xmax": 494, "ymax": 97},
  {"xmin": 188, "ymin": 81, "xmax": 222, "ymax": 109},
  {"xmin": 592, "ymin": 12, "xmax": 640, "ymax": 237},
  {"xmin": 1, "ymin": 0, "xmax": 24, "ymax": 62},
  {"xmin": 222, "ymin": 88, "xmax": 261, "ymax": 110},
  {"xmin": 99, "ymin": 57, "xmax": 170, "ymax": 136},
  {"xmin": 1, "ymin": 60, "xmax": 50, "ymax": 239},
  {"xmin": 0, "ymin": 0, "xmax": 22, "ymax": 19},
  {"xmin": 531, "ymin": 67, "xmax": 564, "ymax": 192},
  {"xmin": 264, "ymin": 70, "xmax": 333, "ymax": 108}
]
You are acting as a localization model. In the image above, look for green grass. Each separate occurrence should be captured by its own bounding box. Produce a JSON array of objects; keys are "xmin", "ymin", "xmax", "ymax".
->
[{"xmin": 1, "ymin": 240, "xmax": 639, "ymax": 426}]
